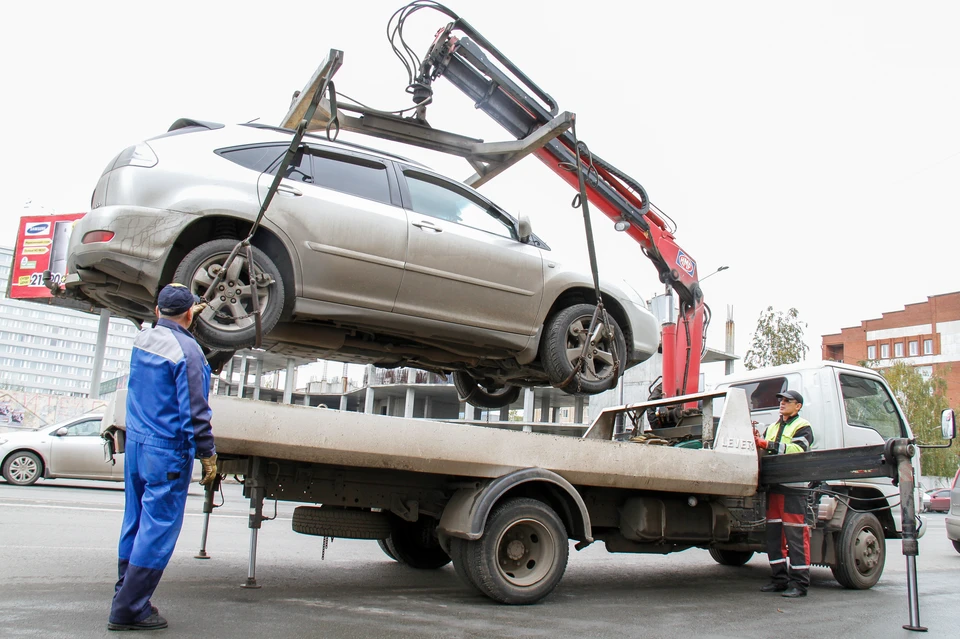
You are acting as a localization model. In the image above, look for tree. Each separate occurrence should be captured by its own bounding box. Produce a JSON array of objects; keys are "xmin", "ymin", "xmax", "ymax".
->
[
  {"xmin": 879, "ymin": 361, "xmax": 959, "ymax": 478},
  {"xmin": 744, "ymin": 307, "xmax": 809, "ymax": 370}
]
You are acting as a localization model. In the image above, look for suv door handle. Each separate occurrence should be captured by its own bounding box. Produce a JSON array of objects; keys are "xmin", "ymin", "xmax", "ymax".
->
[
  {"xmin": 412, "ymin": 220, "xmax": 442, "ymax": 232},
  {"xmin": 277, "ymin": 184, "xmax": 303, "ymax": 196}
]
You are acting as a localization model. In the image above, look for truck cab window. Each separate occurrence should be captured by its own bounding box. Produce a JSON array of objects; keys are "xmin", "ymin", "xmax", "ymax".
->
[
  {"xmin": 839, "ymin": 374, "xmax": 906, "ymax": 439},
  {"xmin": 730, "ymin": 377, "xmax": 788, "ymax": 411}
]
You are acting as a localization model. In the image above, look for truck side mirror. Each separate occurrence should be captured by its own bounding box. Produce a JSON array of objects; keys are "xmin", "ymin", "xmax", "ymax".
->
[
  {"xmin": 941, "ymin": 409, "xmax": 956, "ymax": 441},
  {"xmin": 518, "ymin": 215, "xmax": 533, "ymax": 243}
]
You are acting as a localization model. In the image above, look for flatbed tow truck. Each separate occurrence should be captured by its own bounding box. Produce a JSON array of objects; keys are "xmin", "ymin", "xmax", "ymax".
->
[{"xmin": 94, "ymin": 2, "xmax": 956, "ymax": 632}]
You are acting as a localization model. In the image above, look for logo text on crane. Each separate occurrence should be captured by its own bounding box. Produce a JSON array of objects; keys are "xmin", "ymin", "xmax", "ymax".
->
[{"xmin": 676, "ymin": 250, "xmax": 696, "ymax": 277}]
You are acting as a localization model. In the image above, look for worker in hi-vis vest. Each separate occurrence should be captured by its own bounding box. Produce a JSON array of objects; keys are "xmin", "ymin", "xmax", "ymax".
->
[{"xmin": 754, "ymin": 389, "xmax": 815, "ymax": 598}]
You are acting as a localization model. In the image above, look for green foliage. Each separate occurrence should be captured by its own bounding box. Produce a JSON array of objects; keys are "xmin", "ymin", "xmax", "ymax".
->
[
  {"xmin": 744, "ymin": 307, "xmax": 809, "ymax": 370},
  {"xmin": 880, "ymin": 361, "xmax": 959, "ymax": 478}
]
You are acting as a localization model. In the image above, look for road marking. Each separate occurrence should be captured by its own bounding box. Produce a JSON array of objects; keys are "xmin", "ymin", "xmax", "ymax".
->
[{"xmin": 0, "ymin": 501, "xmax": 288, "ymax": 520}]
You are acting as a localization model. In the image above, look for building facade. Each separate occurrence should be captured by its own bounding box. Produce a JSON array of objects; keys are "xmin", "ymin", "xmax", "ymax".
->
[
  {"xmin": 0, "ymin": 246, "xmax": 137, "ymax": 397},
  {"xmin": 821, "ymin": 291, "xmax": 960, "ymax": 407}
]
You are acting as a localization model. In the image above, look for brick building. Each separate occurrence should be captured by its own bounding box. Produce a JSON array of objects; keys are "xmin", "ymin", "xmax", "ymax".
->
[{"xmin": 821, "ymin": 291, "xmax": 960, "ymax": 408}]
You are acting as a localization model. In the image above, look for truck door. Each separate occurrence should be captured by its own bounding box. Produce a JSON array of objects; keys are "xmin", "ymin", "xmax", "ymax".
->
[
  {"xmin": 837, "ymin": 373, "xmax": 908, "ymax": 447},
  {"xmin": 393, "ymin": 168, "xmax": 544, "ymax": 339}
]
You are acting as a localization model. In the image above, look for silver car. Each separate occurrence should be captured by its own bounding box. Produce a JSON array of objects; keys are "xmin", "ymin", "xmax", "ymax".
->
[
  {"xmin": 66, "ymin": 120, "xmax": 659, "ymax": 408},
  {"xmin": 0, "ymin": 414, "xmax": 119, "ymax": 485}
]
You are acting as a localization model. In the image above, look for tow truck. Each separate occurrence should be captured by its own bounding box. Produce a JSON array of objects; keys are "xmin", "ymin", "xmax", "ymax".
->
[{"xmin": 93, "ymin": 2, "xmax": 955, "ymax": 632}]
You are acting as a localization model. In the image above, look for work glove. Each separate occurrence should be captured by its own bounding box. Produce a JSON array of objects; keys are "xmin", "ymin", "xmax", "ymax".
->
[
  {"xmin": 753, "ymin": 433, "xmax": 768, "ymax": 450},
  {"xmin": 199, "ymin": 454, "xmax": 218, "ymax": 487},
  {"xmin": 189, "ymin": 302, "xmax": 208, "ymax": 328}
]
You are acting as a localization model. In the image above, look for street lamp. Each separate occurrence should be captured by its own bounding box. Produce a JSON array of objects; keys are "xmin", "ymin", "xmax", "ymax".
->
[{"xmin": 700, "ymin": 265, "xmax": 729, "ymax": 283}]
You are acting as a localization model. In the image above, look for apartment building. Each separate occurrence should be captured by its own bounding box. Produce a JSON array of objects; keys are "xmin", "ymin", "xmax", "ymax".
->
[
  {"xmin": 0, "ymin": 246, "xmax": 137, "ymax": 397},
  {"xmin": 821, "ymin": 291, "xmax": 960, "ymax": 406}
]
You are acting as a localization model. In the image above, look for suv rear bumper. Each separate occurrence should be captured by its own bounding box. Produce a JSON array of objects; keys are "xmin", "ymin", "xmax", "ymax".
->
[{"xmin": 67, "ymin": 205, "xmax": 195, "ymax": 316}]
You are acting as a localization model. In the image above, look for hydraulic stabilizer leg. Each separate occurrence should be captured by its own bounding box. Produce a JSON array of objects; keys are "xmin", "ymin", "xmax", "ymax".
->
[
  {"xmin": 889, "ymin": 439, "xmax": 926, "ymax": 632},
  {"xmin": 240, "ymin": 456, "xmax": 266, "ymax": 589},
  {"xmin": 195, "ymin": 473, "xmax": 222, "ymax": 559}
]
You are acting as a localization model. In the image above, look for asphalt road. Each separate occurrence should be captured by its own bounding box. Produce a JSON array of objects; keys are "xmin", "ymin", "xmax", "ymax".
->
[{"xmin": 1, "ymin": 479, "xmax": 957, "ymax": 639}]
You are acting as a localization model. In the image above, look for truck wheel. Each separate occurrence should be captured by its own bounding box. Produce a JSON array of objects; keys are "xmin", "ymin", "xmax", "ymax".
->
[
  {"xmin": 708, "ymin": 548, "xmax": 754, "ymax": 566},
  {"xmin": 173, "ymin": 239, "xmax": 285, "ymax": 350},
  {"xmin": 541, "ymin": 304, "xmax": 625, "ymax": 394},
  {"xmin": 831, "ymin": 512, "xmax": 885, "ymax": 589},
  {"xmin": 2, "ymin": 451, "xmax": 43, "ymax": 486},
  {"xmin": 388, "ymin": 518, "xmax": 452, "ymax": 569},
  {"xmin": 449, "ymin": 538, "xmax": 484, "ymax": 595},
  {"xmin": 377, "ymin": 538, "xmax": 399, "ymax": 561},
  {"xmin": 453, "ymin": 372, "xmax": 521, "ymax": 410},
  {"xmin": 458, "ymin": 497, "xmax": 568, "ymax": 604},
  {"xmin": 292, "ymin": 506, "xmax": 392, "ymax": 539}
]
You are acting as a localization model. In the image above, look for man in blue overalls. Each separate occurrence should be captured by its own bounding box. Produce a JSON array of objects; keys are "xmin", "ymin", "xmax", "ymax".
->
[{"xmin": 109, "ymin": 284, "xmax": 218, "ymax": 631}]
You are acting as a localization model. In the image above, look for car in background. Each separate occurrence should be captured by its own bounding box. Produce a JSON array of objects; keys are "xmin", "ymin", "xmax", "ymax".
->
[
  {"xmin": 946, "ymin": 467, "xmax": 960, "ymax": 554},
  {"xmin": 923, "ymin": 488, "xmax": 951, "ymax": 513},
  {"xmin": 0, "ymin": 414, "xmax": 118, "ymax": 486},
  {"xmin": 64, "ymin": 120, "xmax": 660, "ymax": 409}
]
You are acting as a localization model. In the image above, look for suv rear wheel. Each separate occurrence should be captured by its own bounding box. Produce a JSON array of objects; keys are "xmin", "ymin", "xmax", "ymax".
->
[{"xmin": 173, "ymin": 239, "xmax": 285, "ymax": 350}]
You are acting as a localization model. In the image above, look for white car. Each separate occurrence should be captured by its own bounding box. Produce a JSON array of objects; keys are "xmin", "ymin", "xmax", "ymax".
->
[{"xmin": 0, "ymin": 414, "xmax": 120, "ymax": 485}]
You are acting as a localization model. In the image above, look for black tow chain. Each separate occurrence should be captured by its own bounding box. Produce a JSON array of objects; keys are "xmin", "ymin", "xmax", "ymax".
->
[
  {"xmin": 198, "ymin": 55, "xmax": 343, "ymax": 348},
  {"xmin": 557, "ymin": 119, "xmax": 620, "ymax": 391}
]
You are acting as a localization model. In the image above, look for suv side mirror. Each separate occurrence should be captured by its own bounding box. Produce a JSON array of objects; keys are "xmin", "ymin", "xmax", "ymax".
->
[
  {"xmin": 941, "ymin": 409, "xmax": 956, "ymax": 440},
  {"xmin": 518, "ymin": 215, "xmax": 533, "ymax": 243}
]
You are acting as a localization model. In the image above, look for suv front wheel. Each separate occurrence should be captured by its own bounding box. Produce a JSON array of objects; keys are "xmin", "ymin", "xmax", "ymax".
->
[{"xmin": 173, "ymin": 239, "xmax": 285, "ymax": 350}]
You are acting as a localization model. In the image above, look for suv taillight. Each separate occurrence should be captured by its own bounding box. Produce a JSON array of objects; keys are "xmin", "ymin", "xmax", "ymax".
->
[{"xmin": 82, "ymin": 231, "xmax": 115, "ymax": 244}]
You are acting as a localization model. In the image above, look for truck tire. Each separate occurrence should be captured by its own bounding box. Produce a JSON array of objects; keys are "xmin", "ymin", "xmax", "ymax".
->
[
  {"xmin": 387, "ymin": 517, "xmax": 452, "ymax": 569},
  {"xmin": 453, "ymin": 371, "xmax": 521, "ymax": 410},
  {"xmin": 449, "ymin": 538, "xmax": 484, "ymax": 595},
  {"xmin": 292, "ymin": 506, "xmax": 392, "ymax": 539},
  {"xmin": 2, "ymin": 451, "xmax": 43, "ymax": 486},
  {"xmin": 173, "ymin": 239, "xmax": 285, "ymax": 350},
  {"xmin": 831, "ymin": 511, "xmax": 885, "ymax": 589},
  {"xmin": 708, "ymin": 548, "xmax": 754, "ymax": 566},
  {"xmin": 377, "ymin": 538, "xmax": 398, "ymax": 561},
  {"xmin": 457, "ymin": 497, "xmax": 568, "ymax": 604},
  {"xmin": 541, "ymin": 304, "xmax": 625, "ymax": 395}
]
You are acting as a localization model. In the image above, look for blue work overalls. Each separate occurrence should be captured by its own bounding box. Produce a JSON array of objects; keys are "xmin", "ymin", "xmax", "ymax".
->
[{"xmin": 110, "ymin": 319, "xmax": 214, "ymax": 625}]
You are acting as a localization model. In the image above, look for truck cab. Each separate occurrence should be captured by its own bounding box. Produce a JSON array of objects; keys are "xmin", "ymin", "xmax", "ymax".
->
[{"xmin": 714, "ymin": 361, "xmax": 925, "ymax": 539}]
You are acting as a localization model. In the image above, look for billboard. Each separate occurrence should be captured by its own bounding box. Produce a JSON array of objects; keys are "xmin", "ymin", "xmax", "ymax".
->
[{"xmin": 8, "ymin": 213, "xmax": 86, "ymax": 300}]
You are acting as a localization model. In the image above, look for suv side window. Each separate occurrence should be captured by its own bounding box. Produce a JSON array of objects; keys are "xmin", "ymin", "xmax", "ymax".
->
[
  {"xmin": 218, "ymin": 145, "xmax": 312, "ymax": 183},
  {"xmin": 307, "ymin": 151, "xmax": 391, "ymax": 205},
  {"xmin": 839, "ymin": 374, "xmax": 906, "ymax": 439},
  {"xmin": 730, "ymin": 377, "xmax": 788, "ymax": 411},
  {"xmin": 403, "ymin": 171, "xmax": 516, "ymax": 239}
]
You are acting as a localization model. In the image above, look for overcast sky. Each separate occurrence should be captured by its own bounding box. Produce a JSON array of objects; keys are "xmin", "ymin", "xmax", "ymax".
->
[{"xmin": 2, "ymin": 0, "xmax": 958, "ymax": 382}]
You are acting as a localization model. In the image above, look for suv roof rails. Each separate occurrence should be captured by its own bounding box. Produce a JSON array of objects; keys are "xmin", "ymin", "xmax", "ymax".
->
[{"xmin": 241, "ymin": 122, "xmax": 426, "ymax": 167}]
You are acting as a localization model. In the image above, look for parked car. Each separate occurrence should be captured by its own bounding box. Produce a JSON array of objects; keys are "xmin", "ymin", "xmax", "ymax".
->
[
  {"xmin": 946, "ymin": 467, "xmax": 960, "ymax": 553},
  {"xmin": 923, "ymin": 488, "xmax": 951, "ymax": 513},
  {"xmin": 65, "ymin": 120, "xmax": 660, "ymax": 408},
  {"xmin": 0, "ymin": 414, "xmax": 118, "ymax": 485}
]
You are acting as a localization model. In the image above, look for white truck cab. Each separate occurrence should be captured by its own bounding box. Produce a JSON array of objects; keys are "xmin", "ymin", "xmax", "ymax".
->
[{"xmin": 714, "ymin": 361, "xmax": 925, "ymax": 537}]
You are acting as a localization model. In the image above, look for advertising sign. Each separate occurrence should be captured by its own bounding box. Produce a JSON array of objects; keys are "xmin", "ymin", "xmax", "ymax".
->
[{"xmin": 8, "ymin": 213, "xmax": 86, "ymax": 299}]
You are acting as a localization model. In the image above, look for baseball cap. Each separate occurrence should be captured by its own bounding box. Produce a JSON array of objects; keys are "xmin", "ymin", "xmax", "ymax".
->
[
  {"xmin": 776, "ymin": 389, "xmax": 804, "ymax": 405},
  {"xmin": 157, "ymin": 283, "xmax": 200, "ymax": 316}
]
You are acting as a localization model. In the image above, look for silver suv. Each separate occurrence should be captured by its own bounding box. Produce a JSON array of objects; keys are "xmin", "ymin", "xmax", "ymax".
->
[{"xmin": 66, "ymin": 120, "xmax": 659, "ymax": 408}]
